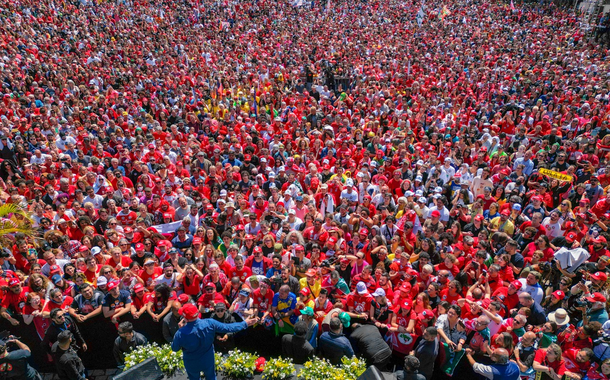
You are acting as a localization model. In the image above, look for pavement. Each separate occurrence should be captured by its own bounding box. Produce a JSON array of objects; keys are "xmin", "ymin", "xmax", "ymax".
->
[{"xmin": 42, "ymin": 368, "xmax": 120, "ymax": 380}]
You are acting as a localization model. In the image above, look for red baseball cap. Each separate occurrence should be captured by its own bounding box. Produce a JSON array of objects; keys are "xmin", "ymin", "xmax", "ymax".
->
[
  {"xmin": 552, "ymin": 290, "xmax": 565, "ymax": 300},
  {"xmin": 431, "ymin": 210, "xmax": 441, "ymax": 218},
  {"xmin": 300, "ymin": 288, "xmax": 311, "ymax": 297},
  {"xmin": 305, "ymin": 268, "xmax": 317, "ymax": 277},
  {"xmin": 586, "ymin": 292, "xmax": 607, "ymax": 303},
  {"xmin": 193, "ymin": 237, "xmax": 202, "ymax": 244},
  {"xmin": 107, "ymin": 280, "xmax": 120, "ymax": 291},
  {"xmin": 245, "ymin": 234, "xmax": 255, "ymax": 240},
  {"xmin": 134, "ymin": 283, "xmax": 145, "ymax": 293},
  {"xmin": 594, "ymin": 236, "xmax": 607, "ymax": 244},
  {"xmin": 205, "ymin": 282, "xmax": 215, "ymax": 289},
  {"xmin": 50, "ymin": 265, "xmax": 61, "ymax": 274},
  {"xmin": 510, "ymin": 280, "xmax": 522, "ymax": 290},
  {"xmin": 135, "ymin": 243, "xmax": 145, "ymax": 251},
  {"xmin": 8, "ymin": 278, "xmax": 20, "ymax": 287},
  {"xmin": 591, "ymin": 272, "xmax": 608, "ymax": 282},
  {"xmin": 178, "ymin": 303, "xmax": 200, "ymax": 319},
  {"xmin": 400, "ymin": 299, "xmax": 412, "ymax": 310},
  {"xmin": 328, "ymin": 237, "xmax": 338, "ymax": 245},
  {"xmin": 475, "ymin": 214, "xmax": 484, "ymax": 221},
  {"xmin": 500, "ymin": 209, "xmax": 510, "ymax": 216},
  {"xmin": 124, "ymin": 227, "xmax": 133, "ymax": 234},
  {"xmin": 418, "ymin": 309, "xmax": 434, "ymax": 321},
  {"xmin": 359, "ymin": 228, "xmax": 368, "ymax": 236}
]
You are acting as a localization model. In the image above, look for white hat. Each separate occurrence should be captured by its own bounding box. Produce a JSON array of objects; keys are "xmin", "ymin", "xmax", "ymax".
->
[
  {"xmin": 91, "ymin": 247, "xmax": 102, "ymax": 255},
  {"xmin": 346, "ymin": 179, "xmax": 354, "ymax": 187},
  {"xmin": 415, "ymin": 176, "xmax": 423, "ymax": 182},
  {"xmin": 418, "ymin": 197, "xmax": 427, "ymax": 203},
  {"xmin": 371, "ymin": 288, "xmax": 386, "ymax": 297},
  {"xmin": 415, "ymin": 190, "xmax": 423, "ymax": 197},
  {"xmin": 356, "ymin": 282, "xmax": 368, "ymax": 295},
  {"xmin": 288, "ymin": 209, "xmax": 296, "ymax": 215},
  {"xmin": 404, "ymin": 191, "xmax": 414, "ymax": 197},
  {"xmin": 434, "ymin": 187, "xmax": 443, "ymax": 193},
  {"xmin": 548, "ymin": 308, "xmax": 570, "ymax": 326},
  {"xmin": 220, "ymin": 190, "xmax": 227, "ymax": 196}
]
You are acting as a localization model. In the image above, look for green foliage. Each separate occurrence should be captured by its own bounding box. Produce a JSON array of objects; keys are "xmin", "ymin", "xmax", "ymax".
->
[
  {"xmin": 124, "ymin": 343, "xmax": 185, "ymax": 378},
  {"xmin": 262, "ymin": 357, "xmax": 295, "ymax": 380}
]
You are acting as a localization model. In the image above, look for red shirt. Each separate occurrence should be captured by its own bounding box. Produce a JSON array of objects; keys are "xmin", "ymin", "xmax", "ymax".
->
[
  {"xmin": 0, "ymin": 289, "xmax": 28, "ymax": 315},
  {"xmin": 84, "ymin": 265, "xmax": 101, "ymax": 283},
  {"xmin": 229, "ymin": 266, "xmax": 253, "ymax": 282},
  {"xmin": 562, "ymin": 348, "xmax": 590, "ymax": 375},
  {"xmin": 181, "ymin": 275, "xmax": 203, "ymax": 296},
  {"xmin": 346, "ymin": 293, "xmax": 374, "ymax": 314},
  {"xmin": 197, "ymin": 292, "xmax": 226, "ymax": 310},
  {"xmin": 252, "ymin": 288, "xmax": 275, "ymax": 312},
  {"xmin": 439, "ymin": 289, "xmax": 461, "ymax": 305},
  {"xmin": 139, "ymin": 267, "xmax": 163, "ymax": 289},
  {"xmin": 534, "ymin": 349, "xmax": 566, "ymax": 377},
  {"xmin": 105, "ymin": 256, "xmax": 133, "ymax": 269},
  {"xmin": 43, "ymin": 296, "xmax": 74, "ymax": 313}
]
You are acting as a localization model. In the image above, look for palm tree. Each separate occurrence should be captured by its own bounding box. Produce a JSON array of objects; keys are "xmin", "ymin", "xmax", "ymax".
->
[{"xmin": 0, "ymin": 203, "xmax": 38, "ymax": 250}]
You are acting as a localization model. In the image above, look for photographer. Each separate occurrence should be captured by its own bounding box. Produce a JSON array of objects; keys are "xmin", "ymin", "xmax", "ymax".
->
[{"xmin": 0, "ymin": 334, "xmax": 42, "ymax": 379}]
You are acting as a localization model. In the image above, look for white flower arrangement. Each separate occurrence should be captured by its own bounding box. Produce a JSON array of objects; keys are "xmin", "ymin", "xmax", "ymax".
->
[
  {"xmin": 124, "ymin": 342, "xmax": 184, "ymax": 378},
  {"xmin": 218, "ymin": 349, "xmax": 258, "ymax": 379},
  {"xmin": 262, "ymin": 357, "xmax": 295, "ymax": 380}
]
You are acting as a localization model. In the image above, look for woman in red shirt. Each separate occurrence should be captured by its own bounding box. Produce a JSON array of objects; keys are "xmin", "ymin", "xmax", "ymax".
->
[
  {"xmin": 533, "ymin": 344, "xmax": 566, "ymax": 380},
  {"xmin": 177, "ymin": 265, "xmax": 205, "ymax": 297}
]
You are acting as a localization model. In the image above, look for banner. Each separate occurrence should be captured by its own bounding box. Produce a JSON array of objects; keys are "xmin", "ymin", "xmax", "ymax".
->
[
  {"xmin": 151, "ymin": 221, "xmax": 182, "ymax": 234},
  {"xmin": 539, "ymin": 168, "xmax": 573, "ymax": 182}
]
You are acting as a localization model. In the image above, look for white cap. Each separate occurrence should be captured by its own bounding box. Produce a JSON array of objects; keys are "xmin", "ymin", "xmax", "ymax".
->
[
  {"xmin": 418, "ymin": 197, "xmax": 427, "ymax": 203},
  {"xmin": 288, "ymin": 209, "xmax": 296, "ymax": 215},
  {"xmin": 346, "ymin": 179, "xmax": 354, "ymax": 187},
  {"xmin": 91, "ymin": 247, "xmax": 102, "ymax": 255},
  {"xmin": 220, "ymin": 190, "xmax": 227, "ymax": 196}
]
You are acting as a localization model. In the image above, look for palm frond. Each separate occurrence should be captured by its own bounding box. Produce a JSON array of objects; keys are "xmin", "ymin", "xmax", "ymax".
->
[{"xmin": 0, "ymin": 204, "xmax": 38, "ymax": 250}]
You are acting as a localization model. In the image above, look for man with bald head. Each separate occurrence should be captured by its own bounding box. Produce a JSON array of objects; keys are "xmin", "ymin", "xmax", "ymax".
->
[{"xmin": 465, "ymin": 347, "xmax": 520, "ymax": 379}]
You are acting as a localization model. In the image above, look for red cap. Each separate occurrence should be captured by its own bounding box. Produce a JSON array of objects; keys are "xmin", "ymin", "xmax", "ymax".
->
[
  {"xmin": 510, "ymin": 280, "xmax": 522, "ymax": 290},
  {"xmin": 8, "ymin": 278, "xmax": 20, "ymax": 287},
  {"xmin": 124, "ymin": 227, "xmax": 133, "ymax": 234},
  {"xmin": 400, "ymin": 299, "xmax": 412, "ymax": 310},
  {"xmin": 406, "ymin": 269, "xmax": 419, "ymax": 277},
  {"xmin": 295, "ymin": 244, "xmax": 305, "ymax": 251},
  {"xmin": 305, "ymin": 268, "xmax": 317, "ymax": 277},
  {"xmin": 328, "ymin": 237, "xmax": 338, "ymax": 245},
  {"xmin": 134, "ymin": 283, "xmax": 145, "ymax": 293},
  {"xmin": 245, "ymin": 234, "xmax": 255, "ymax": 240},
  {"xmin": 300, "ymin": 287, "xmax": 311, "ymax": 297},
  {"xmin": 177, "ymin": 294, "xmax": 189, "ymax": 304},
  {"xmin": 193, "ymin": 237, "xmax": 202, "ymax": 244},
  {"xmin": 359, "ymin": 228, "xmax": 368, "ymax": 236},
  {"xmin": 500, "ymin": 209, "xmax": 510, "ymax": 216},
  {"xmin": 236, "ymin": 224, "xmax": 244, "ymax": 231},
  {"xmin": 531, "ymin": 195, "xmax": 543, "ymax": 202},
  {"xmin": 107, "ymin": 280, "xmax": 120, "ymax": 291},
  {"xmin": 594, "ymin": 236, "xmax": 607, "ymax": 244},
  {"xmin": 501, "ymin": 168, "xmax": 510, "ymax": 175},
  {"xmin": 135, "ymin": 243, "xmax": 145, "ymax": 250},
  {"xmin": 474, "ymin": 215, "xmax": 484, "ymax": 221},
  {"xmin": 244, "ymin": 154, "xmax": 252, "ymax": 161},
  {"xmin": 50, "ymin": 265, "xmax": 61, "ymax": 274},
  {"xmin": 79, "ymin": 245, "xmax": 89, "ymax": 252},
  {"xmin": 399, "ymin": 282, "xmax": 411, "ymax": 293},
  {"xmin": 253, "ymin": 246, "xmax": 262, "ymax": 254},
  {"xmin": 552, "ymin": 290, "xmax": 565, "ymax": 300},
  {"xmin": 418, "ymin": 310, "xmax": 434, "ymax": 321},
  {"xmin": 591, "ymin": 271, "xmax": 608, "ymax": 282},
  {"xmin": 178, "ymin": 303, "xmax": 200, "ymax": 319},
  {"xmin": 205, "ymin": 282, "xmax": 215, "ymax": 289},
  {"xmin": 565, "ymin": 231, "xmax": 578, "ymax": 243},
  {"xmin": 586, "ymin": 292, "xmax": 607, "ymax": 303},
  {"xmin": 431, "ymin": 210, "xmax": 441, "ymax": 218},
  {"xmin": 163, "ymin": 212, "xmax": 173, "ymax": 219}
]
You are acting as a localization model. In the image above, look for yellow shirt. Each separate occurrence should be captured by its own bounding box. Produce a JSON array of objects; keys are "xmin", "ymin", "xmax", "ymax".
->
[{"xmin": 299, "ymin": 278, "xmax": 321, "ymax": 298}]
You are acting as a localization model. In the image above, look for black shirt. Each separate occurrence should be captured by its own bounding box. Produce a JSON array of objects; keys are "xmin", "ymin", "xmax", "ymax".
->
[
  {"xmin": 0, "ymin": 349, "xmax": 39, "ymax": 379},
  {"xmin": 281, "ymin": 335, "xmax": 314, "ymax": 364},
  {"xmin": 349, "ymin": 324, "xmax": 392, "ymax": 364},
  {"xmin": 52, "ymin": 342, "xmax": 86, "ymax": 380}
]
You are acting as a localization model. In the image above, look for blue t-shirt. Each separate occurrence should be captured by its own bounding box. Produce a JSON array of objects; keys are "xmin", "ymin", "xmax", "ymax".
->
[
  {"xmin": 103, "ymin": 290, "xmax": 132, "ymax": 311},
  {"xmin": 272, "ymin": 292, "xmax": 298, "ymax": 324}
]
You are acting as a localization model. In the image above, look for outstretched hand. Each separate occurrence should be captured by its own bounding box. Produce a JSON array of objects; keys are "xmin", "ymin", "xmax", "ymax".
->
[{"xmin": 245, "ymin": 316, "xmax": 260, "ymax": 326}]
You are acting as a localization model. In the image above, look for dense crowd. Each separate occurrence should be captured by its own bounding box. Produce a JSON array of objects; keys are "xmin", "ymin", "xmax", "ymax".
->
[{"xmin": 0, "ymin": 0, "xmax": 610, "ymax": 378}]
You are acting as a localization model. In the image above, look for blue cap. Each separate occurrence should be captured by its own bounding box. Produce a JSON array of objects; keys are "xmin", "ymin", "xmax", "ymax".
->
[
  {"xmin": 51, "ymin": 274, "xmax": 62, "ymax": 284},
  {"xmin": 512, "ymin": 204, "xmax": 522, "ymax": 211}
]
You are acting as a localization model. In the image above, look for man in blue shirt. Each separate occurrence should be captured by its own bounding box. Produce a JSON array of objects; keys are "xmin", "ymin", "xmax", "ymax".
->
[
  {"xmin": 318, "ymin": 316, "xmax": 354, "ymax": 365},
  {"xmin": 171, "ymin": 303, "xmax": 258, "ymax": 380}
]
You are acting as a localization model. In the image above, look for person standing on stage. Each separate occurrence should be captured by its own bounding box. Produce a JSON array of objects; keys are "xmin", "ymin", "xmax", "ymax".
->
[{"xmin": 171, "ymin": 303, "xmax": 258, "ymax": 380}]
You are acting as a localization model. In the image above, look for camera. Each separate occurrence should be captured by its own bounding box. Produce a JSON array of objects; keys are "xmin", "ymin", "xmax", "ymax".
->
[{"xmin": 574, "ymin": 298, "xmax": 590, "ymax": 308}]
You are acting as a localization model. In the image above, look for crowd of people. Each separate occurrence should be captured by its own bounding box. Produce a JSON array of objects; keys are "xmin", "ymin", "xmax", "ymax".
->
[{"xmin": 0, "ymin": 0, "xmax": 609, "ymax": 378}]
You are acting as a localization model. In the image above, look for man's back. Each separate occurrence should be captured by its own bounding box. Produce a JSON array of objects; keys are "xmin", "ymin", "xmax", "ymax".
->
[
  {"xmin": 318, "ymin": 331, "xmax": 354, "ymax": 365},
  {"xmin": 349, "ymin": 325, "xmax": 391, "ymax": 363},
  {"xmin": 281, "ymin": 334, "xmax": 314, "ymax": 364}
]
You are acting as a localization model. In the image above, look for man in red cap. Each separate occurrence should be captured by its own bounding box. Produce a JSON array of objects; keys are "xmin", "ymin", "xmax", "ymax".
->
[
  {"xmin": 171, "ymin": 303, "xmax": 258, "ymax": 380},
  {"xmin": 0, "ymin": 278, "xmax": 26, "ymax": 326}
]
